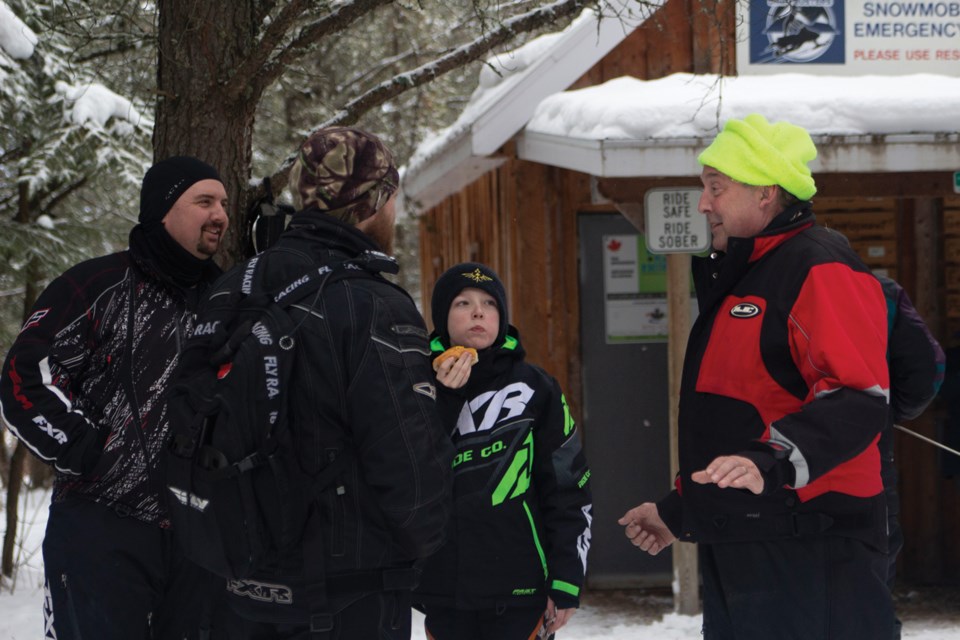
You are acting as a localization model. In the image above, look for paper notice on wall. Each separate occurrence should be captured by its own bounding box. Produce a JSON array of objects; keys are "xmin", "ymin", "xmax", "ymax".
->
[{"xmin": 603, "ymin": 234, "xmax": 670, "ymax": 342}]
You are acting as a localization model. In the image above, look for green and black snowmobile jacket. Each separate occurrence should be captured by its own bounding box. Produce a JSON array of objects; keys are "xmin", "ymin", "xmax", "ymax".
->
[{"xmin": 413, "ymin": 327, "xmax": 592, "ymax": 611}]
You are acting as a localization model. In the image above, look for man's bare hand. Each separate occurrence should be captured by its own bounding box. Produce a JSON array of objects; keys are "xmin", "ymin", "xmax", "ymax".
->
[
  {"xmin": 617, "ymin": 503, "xmax": 676, "ymax": 556},
  {"xmin": 691, "ymin": 455, "xmax": 764, "ymax": 494}
]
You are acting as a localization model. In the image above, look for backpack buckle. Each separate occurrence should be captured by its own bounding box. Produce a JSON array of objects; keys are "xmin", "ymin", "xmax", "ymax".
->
[
  {"xmin": 236, "ymin": 451, "xmax": 266, "ymax": 473},
  {"xmin": 356, "ymin": 250, "xmax": 399, "ymax": 275},
  {"xmin": 309, "ymin": 614, "xmax": 334, "ymax": 632}
]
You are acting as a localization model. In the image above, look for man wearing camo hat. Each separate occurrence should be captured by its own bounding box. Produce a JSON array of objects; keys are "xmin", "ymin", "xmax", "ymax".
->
[{"xmin": 208, "ymin": 127, "xmax": 452, "ymax": 640}]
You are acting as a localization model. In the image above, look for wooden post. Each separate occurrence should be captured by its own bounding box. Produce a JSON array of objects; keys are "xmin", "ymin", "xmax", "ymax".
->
[{"xmin": 667, "ymin": 252, "xmax": 699, "ymax": 615}]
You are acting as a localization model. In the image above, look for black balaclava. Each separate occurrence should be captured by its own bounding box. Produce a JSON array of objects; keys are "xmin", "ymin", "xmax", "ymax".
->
[
  {"xmin": 431, "ymin": 262, "xmax": 508, "ymax": 348},
  {"xmin": 129, "ymin": 156, "xmax": 223, "ymax": 293}
]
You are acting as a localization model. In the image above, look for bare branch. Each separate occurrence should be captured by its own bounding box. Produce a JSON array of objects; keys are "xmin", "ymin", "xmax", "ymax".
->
[
  {"xmin": 265, "ymin": 0, "xmax": 393, "ymax": 77},
  {"xmin": 255, "ymin": 0, "xmax": 281, "ymax": 25},
  {"xmin": 338, "ymin": 45, "xmax": 449, "ymax": 94},
  {"xmin": 331, "ymin": 0, "xmax": 604, "ymax": 125},
  {"xmin": 264, "ymin": 0, "xmax": 599, "ymax": 194},
  {"xmin": 39, "ymin": 178, "xmax": 90, "ymax": 217},
  {"xmin": 240, "ymin": 0, "xmax": 393, "ymax": 99},
  {"xmin": 0, "ymin": 146, "xmax": 28, "ymax": 166},
  {"xmin": 227, "ymin": 0, "xmax": 312, "ymax": 99},
  {"xmin": 74, "ymin": 39, "xmax": 145, "ymax": 64}
]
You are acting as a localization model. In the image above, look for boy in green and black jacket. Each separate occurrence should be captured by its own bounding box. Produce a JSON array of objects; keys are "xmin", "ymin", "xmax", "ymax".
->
[{"xmin": 414, "ymin": 262, "xmax": 592, "ymax": 640}]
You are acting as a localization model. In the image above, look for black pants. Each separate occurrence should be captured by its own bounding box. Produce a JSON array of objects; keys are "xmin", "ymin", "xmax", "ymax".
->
[
  {"xmin": 422, "ymin": 604, "xmax": 546, "ymax": 640},
  {"xmin": 213, "ymin": 590, "xmax": 412, "ymax": 639},
  {"xmin": 700, "ymin": 535, "xmax": 894, "ymax": 640},
  {"xmin": 42, "ymin": 497, "xmax": 223, "ymax": 640},
  {"xmin": 883, "ymin": 462, "xmax": 904, "ymax": 640}
]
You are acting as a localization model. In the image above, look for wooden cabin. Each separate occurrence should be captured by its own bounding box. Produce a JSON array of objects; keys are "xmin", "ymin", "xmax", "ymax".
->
[{"xmin": 403, "ymin": 0, "xmax": 960, "ymax": 587}]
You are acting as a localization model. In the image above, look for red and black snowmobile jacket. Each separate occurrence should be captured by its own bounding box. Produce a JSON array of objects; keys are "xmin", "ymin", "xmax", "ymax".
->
[
  {"xmin": 658, "ymin": 203, "xmax": 891, "ymax": 550},
  {"xmin": 0, "ymin": 242, "xmax": 219, "ymax": 525}
]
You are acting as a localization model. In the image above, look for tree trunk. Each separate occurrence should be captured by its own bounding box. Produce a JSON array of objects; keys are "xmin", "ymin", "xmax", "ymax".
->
[
  {"xmin": 2, "ymin": 176, "xmax": 49, "ymax": 578},
  {"xmin": 0, "ymin": 434, "xmax": 8, "ymax": 491},
  {"xmin": 154, "ymin": 0, "xmax": 262, "ymax": 267},
  {"xmin": 2, "ymin": 443, "xmax": 28, "ymax": 578},
  {"xmin": 27, "ymin": 453, "xmax": 54, "ymax": 489}
]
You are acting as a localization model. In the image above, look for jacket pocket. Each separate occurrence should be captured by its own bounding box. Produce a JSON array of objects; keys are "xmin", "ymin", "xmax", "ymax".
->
[{"xmin": 370, "ymin": 323, "xmax": 431, "ymax": 368}]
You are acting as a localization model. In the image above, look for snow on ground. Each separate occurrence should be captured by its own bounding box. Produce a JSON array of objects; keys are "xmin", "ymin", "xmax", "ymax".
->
[
  {"xmin": 0, "ymin": 488, "xmax": 49, "ymax": 640},
  {"xmin": 2, "ymin": 489, "xmax": 958, "ymax": 639}
]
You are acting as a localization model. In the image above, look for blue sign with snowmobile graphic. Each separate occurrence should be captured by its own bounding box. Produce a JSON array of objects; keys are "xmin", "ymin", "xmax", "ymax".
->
[
  {"xmin": 738, "ymin": 0, "xmax": 960, "ymax": 75},
  {"xmin": 749, "ymin": 0, "xmax": 845, "ymax": 65}
]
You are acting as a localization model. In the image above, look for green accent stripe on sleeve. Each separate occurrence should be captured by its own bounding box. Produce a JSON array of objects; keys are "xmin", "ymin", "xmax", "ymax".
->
[
  {"xmin": 561, "ymin": 393, "xmax": 574, "ymax": 436},
  {"xmin": 550, "ymin": 580, "xmax": 580, "ymax": 597}
]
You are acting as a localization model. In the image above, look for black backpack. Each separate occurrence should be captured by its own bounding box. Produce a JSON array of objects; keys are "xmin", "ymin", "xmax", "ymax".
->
[{"xmin": 164, "ymin": 250, "xmax": 396, "ymax": 583}]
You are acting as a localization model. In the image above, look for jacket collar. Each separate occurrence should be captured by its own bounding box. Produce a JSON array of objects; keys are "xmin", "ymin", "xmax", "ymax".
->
[
  {"xmin": 744, "ymin": 201, "xmax": 815, "ymax": 263},
  {"xmin": 430, "ymin": 325, "xmax": 526, "ymax": 394},
  {"xmin": 283, "ymin": 207, "xmax": 384, "ymax": 257},
  {"xmin": 127, "ymin": 223, "xmax": 222, "ymax": 307},
  {"xmin": 712, "ymin": 201, "xmax": 814, "ymax": 265},
  {"xmin": 693, "ymin": 201, "xmax": 814, "ymax": 312}
]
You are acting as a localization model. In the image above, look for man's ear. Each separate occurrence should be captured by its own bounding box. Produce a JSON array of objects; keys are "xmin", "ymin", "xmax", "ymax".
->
[
  {"xmin": 355, "ymin": 209, "xmax": 377, "ymax": 233},
  {"xmin": 759, "ymin": 185, "xmax": 779, "ymax": 209}
]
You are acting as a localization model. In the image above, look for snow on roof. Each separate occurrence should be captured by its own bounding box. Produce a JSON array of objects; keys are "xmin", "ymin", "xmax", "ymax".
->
[
  {"xmin": 0, "ymin": 1, "xmax": 38, "ymax": 59},
  {"xmin": 517, "ymin": 72, "xmax": 960, "ymax": 177},
  {"xmin": 402, "ymin": 0, "xmax": 663, "ymax": 211},
  {"xmin": 526, "ymin": 72, "xmax": 960, "ymax": 139}
]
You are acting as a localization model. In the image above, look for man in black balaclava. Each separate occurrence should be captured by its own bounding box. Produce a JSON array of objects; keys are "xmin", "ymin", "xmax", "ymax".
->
[
  {"xmin": 130, "ymin": 156, "xmax": 228, "ymax": 304},
  {"xmin": 0, "ymin": 156, "xmax": 228, "ymax": 639}
]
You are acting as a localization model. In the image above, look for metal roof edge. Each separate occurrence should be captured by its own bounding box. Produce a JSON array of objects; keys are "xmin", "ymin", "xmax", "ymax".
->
[{"xmin": 402, "ymin": 129, "xmax": 473, "ymax": 205}]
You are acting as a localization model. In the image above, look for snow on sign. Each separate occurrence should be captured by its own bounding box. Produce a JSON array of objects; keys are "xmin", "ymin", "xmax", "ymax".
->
[{"xmin": 643, "ymin": 188, "xmax": 710, "ymax": 255}]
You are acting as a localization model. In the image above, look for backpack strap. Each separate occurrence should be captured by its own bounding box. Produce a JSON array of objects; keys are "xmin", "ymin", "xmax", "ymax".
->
[
  {"xmin": 256, "ymin": 249, "xmax": 398, "ymax": 311},
  {"xmin": 239, "ymin": 250, "xmax": 398, "ymax": 637},
  {"xmin": 204, "ymin": 248, "xmax": 396, "ymax": 389}
]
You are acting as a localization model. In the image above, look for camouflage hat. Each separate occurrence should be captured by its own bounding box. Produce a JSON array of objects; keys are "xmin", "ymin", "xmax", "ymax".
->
[{"xmin": 294, "ymin": 127, "xmax": 399, "ymax": 224}]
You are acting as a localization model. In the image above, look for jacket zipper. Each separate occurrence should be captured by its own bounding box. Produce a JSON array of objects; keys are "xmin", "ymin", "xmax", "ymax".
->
[{"xmin": 328, "ymin": 449, "xmax": 345, "ymax": 557}]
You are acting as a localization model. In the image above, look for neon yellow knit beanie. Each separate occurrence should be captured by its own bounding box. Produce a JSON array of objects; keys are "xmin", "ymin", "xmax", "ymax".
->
[{"xmin": 698, "ymin": 114, "xmax": 818, "ymax": 201}]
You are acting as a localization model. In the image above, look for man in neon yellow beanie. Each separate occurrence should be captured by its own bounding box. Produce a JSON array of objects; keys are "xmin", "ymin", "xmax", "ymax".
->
[{"xmin": 620, "ymin": 114, "xmax": 894, "ymax": 639}]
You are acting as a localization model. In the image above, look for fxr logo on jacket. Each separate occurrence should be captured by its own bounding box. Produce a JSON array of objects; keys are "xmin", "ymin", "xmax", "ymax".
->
[{"xmin": 454, "ymin": 382, "xmax": 534, "ymax": 436}]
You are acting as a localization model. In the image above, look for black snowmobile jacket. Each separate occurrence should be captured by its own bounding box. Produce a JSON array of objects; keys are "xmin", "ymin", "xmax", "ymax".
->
[
  {"xmin": 201, "ymin": 210, "xmax": 453, "ymax": 578},
  {"xmin": 0, "ymin": 244, "xmax": 217, "ymax": 525},
  {"xmin": 413, "ymin": 328, "xmax": 592, "ymax": 611}
]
